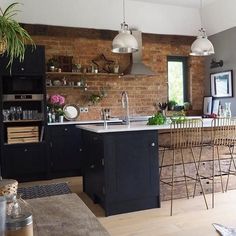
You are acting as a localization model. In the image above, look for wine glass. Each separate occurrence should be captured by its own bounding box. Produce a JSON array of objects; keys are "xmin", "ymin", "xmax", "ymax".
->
[{"xmin": 2, "ymin": 109, "xmax": 10, "ymax": 121}]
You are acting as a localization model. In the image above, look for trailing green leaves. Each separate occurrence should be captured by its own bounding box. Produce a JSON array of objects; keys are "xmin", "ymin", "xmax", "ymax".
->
[{"xmin": 0, "ymin": 2, "xmax": 34, "ymax": 70}]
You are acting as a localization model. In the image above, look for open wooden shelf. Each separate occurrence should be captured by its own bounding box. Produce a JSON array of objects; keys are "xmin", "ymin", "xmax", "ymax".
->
[{"xmin": 46, "ymin": 72, "xmax": 122, "ymax": 76}]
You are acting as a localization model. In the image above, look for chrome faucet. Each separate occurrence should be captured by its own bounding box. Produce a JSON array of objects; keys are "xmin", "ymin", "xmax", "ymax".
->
[{"xmin": 121, "ymin": 91, "xmax": 130, "ymax": 128}]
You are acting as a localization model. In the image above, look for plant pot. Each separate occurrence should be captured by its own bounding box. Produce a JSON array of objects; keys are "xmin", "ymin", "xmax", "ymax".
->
[
  {"xmin": 59, "ymin": 116, "xmax": 64, "ymax": 123},
  {"xmin": 168, "ymin": 105, "xmax": 175, "ymax": 111}
]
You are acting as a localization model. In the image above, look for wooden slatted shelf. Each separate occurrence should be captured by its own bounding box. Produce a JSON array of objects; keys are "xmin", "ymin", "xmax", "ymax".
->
[{"xmin": 7, "ymin": 126, "xmax": 39, "ymax": 144}]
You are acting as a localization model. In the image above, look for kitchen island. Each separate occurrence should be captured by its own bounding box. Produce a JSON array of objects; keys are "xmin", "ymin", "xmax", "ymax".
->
[
  {"xmin": 78, "ymin": 119, "xmax": 216, "ymax": 216},
  {"xmin": 78, "ymin": 122, "xmax": 160, "ymax": 216}
]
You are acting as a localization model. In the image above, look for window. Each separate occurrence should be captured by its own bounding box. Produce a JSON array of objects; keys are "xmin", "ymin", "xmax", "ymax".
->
[{"xmin": 167, "ymin": 56, "xmax": 188, "ymax": 105}]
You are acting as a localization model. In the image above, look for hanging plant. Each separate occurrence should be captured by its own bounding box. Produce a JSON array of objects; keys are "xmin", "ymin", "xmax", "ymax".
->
[
  {"xmin": 88, "ymin": 87, "xmax": 109, "ymax": 105},
  {"xmin": 0, "ymin": 2, "xmax": 34, "ymax": 69}
]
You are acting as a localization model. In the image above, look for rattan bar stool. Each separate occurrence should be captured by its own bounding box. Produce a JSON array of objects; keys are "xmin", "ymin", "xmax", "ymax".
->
[
  {"xmin": 193, "ymin": 117, "xmax": 236, "ymax": 208},
  {"xmin": 216, "ymin": 118, "xmax": 236, "ymax": 193},
  {"xmin": 210, "ymin": 117, "xmax": 236, "ymax": 207},
  {"xmin": 159, "ymin": 119, "xmax": 209, "ymax": 216}
]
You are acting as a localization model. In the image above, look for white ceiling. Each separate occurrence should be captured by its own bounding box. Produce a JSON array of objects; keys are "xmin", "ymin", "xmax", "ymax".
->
[
  {"xmin": 2, "ymin": 0, "xmax": 234, "ymax": 36},
  {"xmin": 130, "ymin": 0, "xmax": 218, "ymax": 8}
]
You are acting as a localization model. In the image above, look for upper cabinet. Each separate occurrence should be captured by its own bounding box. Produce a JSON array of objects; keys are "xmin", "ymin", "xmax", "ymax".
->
[{"xmin": 0, "ymin": 45, "xmax": 45, "ymax": 76}]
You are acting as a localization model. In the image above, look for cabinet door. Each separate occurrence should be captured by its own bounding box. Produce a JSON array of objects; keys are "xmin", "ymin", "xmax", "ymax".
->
[
  {"xmin": 104, "ymin": 131, "xmax": 159, "ymax": 202},
  {"xmin": 82, "ymin": 131, "xmax": 104, "ymax": 202},
  {"xmin": 49, "ymin": 125, "xmax": 81, "ymax": 173},
  {"xmin": 2, "ymin": 143, "xmax": 47, "ymax": 179},
  {"xmin": 0, "ymin": 45, "xmax": 45, "ymax": 75}
]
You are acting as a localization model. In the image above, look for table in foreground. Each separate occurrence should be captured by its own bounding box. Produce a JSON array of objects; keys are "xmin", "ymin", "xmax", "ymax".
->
[{"xmin": 27, "ymin": 193, "xmax": 110, "ymax": 236}]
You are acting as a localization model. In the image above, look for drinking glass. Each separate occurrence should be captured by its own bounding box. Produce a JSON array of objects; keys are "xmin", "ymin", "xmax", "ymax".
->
[
  {"xmin": 10, "ymin": 106, "xmax": 16, "ymax": 121},
  {"xmin": 16, "ymin": 106, "xmax": 22, "ymax": 120},
  {"xmin": 0, "ymin": 196, "xmax": 6, "ymax": 236}
]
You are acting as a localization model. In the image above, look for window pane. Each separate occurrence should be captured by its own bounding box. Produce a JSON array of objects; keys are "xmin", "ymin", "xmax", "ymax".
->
[{"xmin": 168, "ymin": 61, "xmax": 184, "ymax": 105}]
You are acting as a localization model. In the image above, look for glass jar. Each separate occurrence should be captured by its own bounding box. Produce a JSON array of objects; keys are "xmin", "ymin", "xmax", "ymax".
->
[
  {"xmin": 6, "ymin": 212, "xmax": 33, "ymax": 236},
  {"xmin": 6, "ymin": 194, "xmax": 33, "ymax": 236},
  {"xmin": 225, "ymin": 102, "xmax": 232, "ymax": 117},
  {"xmin": 0, "ymin": 196, "xmax": 6, "ymax": 236}
]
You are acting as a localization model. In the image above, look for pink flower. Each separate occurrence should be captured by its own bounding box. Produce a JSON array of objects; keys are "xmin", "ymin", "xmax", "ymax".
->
[
  {"xmin": 58, "ymin": 95, "xmax": 65, "ymax": 105},
  {"xmin": 49, "ymin": 95, "xmax": 65, "ymax": 105}
]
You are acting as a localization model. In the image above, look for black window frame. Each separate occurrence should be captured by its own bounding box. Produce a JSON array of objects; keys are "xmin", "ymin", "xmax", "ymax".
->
[{"xmin": 167, "ymin": 56, "xmax": 188, "ymax": 104}]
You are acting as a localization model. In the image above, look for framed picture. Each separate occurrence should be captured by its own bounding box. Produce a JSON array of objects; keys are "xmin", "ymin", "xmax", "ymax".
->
[
  {"xmin": 212, "ymin": 99, "xmax": 220, "ymax": 115},
  {"xmin": 203, "ymin": 96, "xmax": 213, "ymax": 115},
  {"xmin": 210, "ymin": 70, "xmax": 233, "ymax": 98}
]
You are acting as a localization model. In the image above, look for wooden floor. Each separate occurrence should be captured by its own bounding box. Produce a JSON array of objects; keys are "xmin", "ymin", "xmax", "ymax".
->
[{"xmin": 19, "ymin": 176, "xmax": 236, "ymax": 236}]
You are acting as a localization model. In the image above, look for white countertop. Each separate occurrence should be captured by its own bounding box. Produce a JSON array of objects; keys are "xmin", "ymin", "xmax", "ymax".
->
[
  {"xmin": 77, "ymin": 118, "xmax": 214, "ymax": 133},
  {"xmin": 47, "ymin": 118, "xmax": 123, "ymax": 126}
]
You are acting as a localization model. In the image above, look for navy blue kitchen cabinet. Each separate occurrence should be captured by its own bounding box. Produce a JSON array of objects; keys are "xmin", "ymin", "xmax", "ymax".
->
[
  {"xmin": 47, "ymin": 125, "xmax": 82, "ymax": 178},
  {"xmin": 2, "ymin": 143, "xmax": 47, "ymax": 181},
  {"xmin": 0, "ymin": 45, "xmax": 45, "ymax": 76},
  {"xmin": 0, "ymin": 45, "xmax": 47, "ymax": 181},
  {"xmin": 81, "ymin": 130, "xmax": 160, "ymax": 216}
]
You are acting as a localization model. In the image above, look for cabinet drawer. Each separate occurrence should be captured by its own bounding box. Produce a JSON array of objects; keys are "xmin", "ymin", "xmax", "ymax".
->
[{"xmin": 49, "ymin": 125, "xmax": 76, "ymax": 136}]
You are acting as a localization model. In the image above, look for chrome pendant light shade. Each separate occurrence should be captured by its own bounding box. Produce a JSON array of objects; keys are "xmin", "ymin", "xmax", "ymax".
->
[
  {"xmin": 112, "ymin": 23, "xmax": 138, "ymax": 53},
  {"xmin": 111, "ymin": 0, "xmax": 138, "ymax": 53},
  {"xmin": 190, "ymin": 28, "xmax": 214, "ymax": 56},
  {"xmin": 190, "ymin": 0, "xmax": 214, "ymax": 56}
]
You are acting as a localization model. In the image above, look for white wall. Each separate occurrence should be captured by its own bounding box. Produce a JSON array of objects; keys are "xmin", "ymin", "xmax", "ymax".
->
[
  {"xmin": 202, "ymin": 0, "xmax": 236, "ymax": 36},
  {"xmin": 1, "ymin": 0, "xmax": 201, "ymax": 36}
]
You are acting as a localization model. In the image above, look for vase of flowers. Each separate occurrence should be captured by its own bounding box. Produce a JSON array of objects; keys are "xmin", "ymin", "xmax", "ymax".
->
[{"xmin": 47, "ymin": 94, "xmax": 65, "ymax": 122}]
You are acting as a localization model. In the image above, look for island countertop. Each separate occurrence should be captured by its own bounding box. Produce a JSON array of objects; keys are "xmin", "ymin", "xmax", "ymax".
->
[
  {"xmin": 47, "ymin": 118, "xmax": 122, "ymax": 126},
  {"xmin": 77, "ymin": 118, "xmax": 214, "ymax": 133}
]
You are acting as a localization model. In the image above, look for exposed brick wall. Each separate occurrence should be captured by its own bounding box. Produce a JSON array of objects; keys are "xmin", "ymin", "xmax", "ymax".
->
[{"xmin": 24, "ymin": 24, "xmax": 205, "ymax": 120}]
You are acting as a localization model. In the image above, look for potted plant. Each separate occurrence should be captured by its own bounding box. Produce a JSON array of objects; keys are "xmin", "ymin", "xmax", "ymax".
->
[
  {"xmin": 183, "ymin": 102, "xmax": 192, "ymax": 111},
  {"xmin": 167, "ymin": 100, "xmax": 177, "ymax": 111},
  {"xmin": 0, "ymin": 2, "xmax": 34, "ymax": 69},
  {"xmin": 47, "ymin": 58, "xmax": 59, "ymax": 72},
  {"xmin": 56, "ymin": 108, "xmax": 65, "ymax": 122}
]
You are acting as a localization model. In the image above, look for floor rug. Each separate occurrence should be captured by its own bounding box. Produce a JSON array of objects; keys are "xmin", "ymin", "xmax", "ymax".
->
[{"xmin": 18, "ymin": 182, "xmax": 71, "ymax": 199}]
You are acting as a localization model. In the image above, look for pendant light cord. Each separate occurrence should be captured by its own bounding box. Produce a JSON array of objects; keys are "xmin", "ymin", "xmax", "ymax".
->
[
  {"xmin": 123, "ymin": 0, "xmax": 126, "ymax": 23},
  {"xmin": 200, "ymin": 0, "xmax": 203, "ymax": 29}
]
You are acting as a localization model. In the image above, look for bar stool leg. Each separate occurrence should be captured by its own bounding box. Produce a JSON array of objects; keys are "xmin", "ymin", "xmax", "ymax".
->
[
  {"xmin": 170, "ymin": 149, "xmax": 176, "ymax": 216},
  {"xmin": 193, "ymin": 146, "xmax": 203, "ymax": 198},
  {"xmin": 181, "ymin": 148, "xmax": 189, "ymax": 199},
  {"xmin": 190, "ymin": 147, "xmax": 209, "ymax": 209},
  {"xmin": 225, "ymin": 145, "xmax": 235, "ymax": 192},
  {"xmin": 212, "ymin": 145, "xmax": 215, "ymax": 208},
  {"xmin": 216, "ymin": 146, "xmax": 224, "ymax": 193},
  {"xmin": 159, "ymin": 147, "xmax": 166, "ymax": 178}
]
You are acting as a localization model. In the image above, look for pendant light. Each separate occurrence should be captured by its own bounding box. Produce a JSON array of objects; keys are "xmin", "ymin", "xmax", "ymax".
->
[
  {"xmin": 190, "ymin": 0, "xmax": 214, "ymax": 56},
  {"xmin": 111, "ymin": 0, "xmax": 138, "ymax": 53}
]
